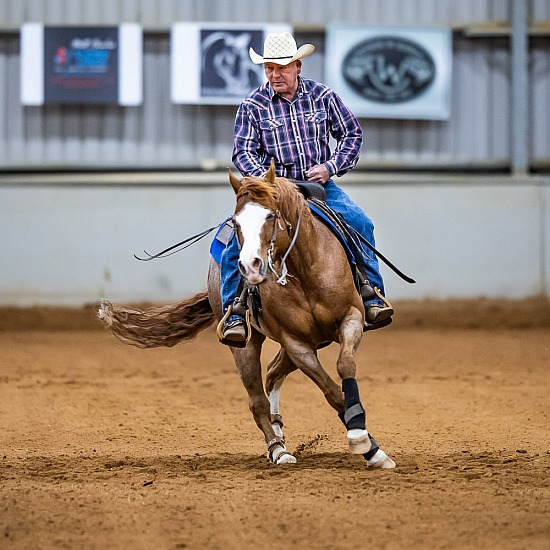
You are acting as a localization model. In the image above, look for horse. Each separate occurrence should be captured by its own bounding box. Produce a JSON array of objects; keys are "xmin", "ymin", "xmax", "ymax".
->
[{"xmin": 98, "ymin": 161, "xmax": 395, "ymax": 468}]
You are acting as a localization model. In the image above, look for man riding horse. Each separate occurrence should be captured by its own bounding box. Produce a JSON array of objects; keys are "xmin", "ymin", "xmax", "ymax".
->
[{"xmin": 220, "ymin": 32, "xmax": 394, "ymax": 344}]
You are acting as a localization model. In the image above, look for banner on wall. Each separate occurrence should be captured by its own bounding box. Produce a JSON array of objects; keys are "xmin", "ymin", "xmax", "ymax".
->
[
  {"xmin": 171, "ymin": 22, "xmax": 291, "ymax": 105},
  {"xmin": 21, "ymin": 23, "xmax": 143, "ymax": 106},
  {"xmin": 326, "ymin": 25, "xmax": 452, "ymax": 120}
]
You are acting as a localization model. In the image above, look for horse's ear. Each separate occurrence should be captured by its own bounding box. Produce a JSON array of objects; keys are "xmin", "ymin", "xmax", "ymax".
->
[
  {"xmin": 265, "ymin": 159, "xmax": 276, "ymax": 184},
  {"xmin": 228, "ymin": 168, "xmax": 241, "ymax": 194}
]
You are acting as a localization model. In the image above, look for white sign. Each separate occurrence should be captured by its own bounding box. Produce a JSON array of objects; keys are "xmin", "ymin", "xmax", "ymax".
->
[
  {"xmin": 326, "ymin": 25, "xmax": 452, "ymax": 120},
  {"xmin": 171, "ymin": 22, "xmax": 291, "ymax": 105}
]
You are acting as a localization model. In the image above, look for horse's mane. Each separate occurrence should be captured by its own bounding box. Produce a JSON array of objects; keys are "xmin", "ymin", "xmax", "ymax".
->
[{"xmin": 236, "ymin": 176, "xmax": 311, "ymax": 227}]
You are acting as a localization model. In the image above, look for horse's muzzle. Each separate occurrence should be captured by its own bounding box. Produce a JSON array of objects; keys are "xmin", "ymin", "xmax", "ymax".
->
[{"xmin": 238, "ymin": 256, "xmax": 268, "ymax": 284}]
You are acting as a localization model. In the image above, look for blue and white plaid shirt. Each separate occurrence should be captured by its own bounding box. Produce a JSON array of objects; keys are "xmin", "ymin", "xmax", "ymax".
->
[{"xmin": 232, "ymin": 77, "xmax": 363, "ymax": 181}]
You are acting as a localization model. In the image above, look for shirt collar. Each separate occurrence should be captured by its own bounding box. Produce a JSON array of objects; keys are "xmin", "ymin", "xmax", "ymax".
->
[{"xmin": 267, "ymin": 76, "xmax": 309, "ymax": 103}]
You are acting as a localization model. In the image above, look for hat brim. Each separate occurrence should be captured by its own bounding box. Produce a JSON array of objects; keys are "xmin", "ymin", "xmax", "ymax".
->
[{"xmin": 249, "ymin": 44, "xmax": 315, "ymax": 65}]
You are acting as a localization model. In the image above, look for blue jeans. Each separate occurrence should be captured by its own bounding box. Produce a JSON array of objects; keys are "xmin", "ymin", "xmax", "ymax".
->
[{"xmin": 220, "ymin": 179, "xmax": 386, "ymax": 317}]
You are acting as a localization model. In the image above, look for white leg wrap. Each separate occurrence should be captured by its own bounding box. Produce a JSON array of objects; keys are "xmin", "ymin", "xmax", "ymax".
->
[
  {"xmin": 268, "ymin": 377, "xmax": 285, "ymax": 416},
  {"xmin": 269, "ymin": 443, "xmax": 297, "ymax": 465},
  {"xmin": 271, "ymin": 423, "xmax": 284, "ymax": 437}
]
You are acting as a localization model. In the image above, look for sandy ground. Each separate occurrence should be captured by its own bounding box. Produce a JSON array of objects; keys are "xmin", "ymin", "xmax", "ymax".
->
[{"xmin": 0, "ymin": 300, "xmax": 549, "ymax": 549}]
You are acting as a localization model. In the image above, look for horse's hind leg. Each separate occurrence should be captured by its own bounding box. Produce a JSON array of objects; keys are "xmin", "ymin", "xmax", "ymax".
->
[
  {"xmin": 232, "ymin": 331, "xmax": 296, "ymax": 465},
  {"xmin": 265, "ymin": 347, "xmax": 324, "ymax": 445},
  {"xmin": 265, "ymin": 349, "xmax": 294, "ymax": 439}
]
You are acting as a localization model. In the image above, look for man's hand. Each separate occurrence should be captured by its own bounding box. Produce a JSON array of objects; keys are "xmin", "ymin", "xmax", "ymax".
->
[{"xmin": 305, "ymin": 164, "xmax": 330, "ymax": 184}]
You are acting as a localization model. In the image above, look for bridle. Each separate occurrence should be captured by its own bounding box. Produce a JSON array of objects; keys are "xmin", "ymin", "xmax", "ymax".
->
[{"xmin": 237, "ymin": 208, "xmax": 301, "ymax": 286}]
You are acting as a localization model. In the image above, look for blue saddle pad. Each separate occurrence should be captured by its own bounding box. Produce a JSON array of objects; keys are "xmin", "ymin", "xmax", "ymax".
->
[{"xmin": 210, "ymin": 219, "xmax": 233, "ymax": 265}]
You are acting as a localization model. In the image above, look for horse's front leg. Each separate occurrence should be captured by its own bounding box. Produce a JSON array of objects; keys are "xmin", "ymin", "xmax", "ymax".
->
[
  {"xmin": 231, "ymin": 330, "xmax": 296, "ymax": 465},
  {"xmin": 336, "ymin": 309, "xmax": 396, "ymax": 467},
  {"xmin": 336, "ymin": 308, "xmax": 373, "ymax": 455},
  {"xmin": 276, "ymin": 330, "xmax": 395, "ymax": 468}
]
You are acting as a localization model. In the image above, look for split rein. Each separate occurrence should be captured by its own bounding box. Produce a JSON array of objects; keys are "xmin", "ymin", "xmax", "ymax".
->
[{"xmin": 133, "ymin": 224, "xmax": 221, "ymax": 261}]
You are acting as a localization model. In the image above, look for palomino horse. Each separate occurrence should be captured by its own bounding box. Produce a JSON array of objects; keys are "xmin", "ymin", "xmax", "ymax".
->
[{"xmin": 99, "ymin": 162, "xmax": 395, "ymax": 468}]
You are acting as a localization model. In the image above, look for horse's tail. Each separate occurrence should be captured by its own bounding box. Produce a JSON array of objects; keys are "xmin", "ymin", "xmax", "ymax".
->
[{"xmin": 97, "ymin": 292, "xmax": 214, "ymax": 348}]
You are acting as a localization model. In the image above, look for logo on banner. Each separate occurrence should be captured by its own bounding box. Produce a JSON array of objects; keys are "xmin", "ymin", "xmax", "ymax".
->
[
  {"xmin": 200, "ymin": 30, "xmax": 264, "ymax": 98},
  {"xmin": 52, "ymin": 38, "xmax": 114, "ymax": 74},
  {"xmin": 342, "ymin": 36, "xmax": 436, "ymax": 103}
]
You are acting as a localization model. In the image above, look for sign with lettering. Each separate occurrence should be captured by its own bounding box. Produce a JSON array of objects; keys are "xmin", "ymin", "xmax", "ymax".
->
[{"xmin": 44, "ymin": 27, "xmax": 119, "ymax": 104}]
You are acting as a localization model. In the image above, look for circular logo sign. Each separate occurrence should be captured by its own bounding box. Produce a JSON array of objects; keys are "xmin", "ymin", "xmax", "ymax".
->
[{"xmin": 342, "ymin": 36, "xmax": 436, "ymax": 104}]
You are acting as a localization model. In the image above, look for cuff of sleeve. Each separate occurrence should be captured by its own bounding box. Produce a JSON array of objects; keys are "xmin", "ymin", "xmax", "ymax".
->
[{"xmin": 324, "ymin": 161, "xmax": 337, "ymax": 177}]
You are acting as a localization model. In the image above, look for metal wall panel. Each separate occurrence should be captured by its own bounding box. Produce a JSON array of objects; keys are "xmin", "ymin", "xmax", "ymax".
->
[
  {"xmin": 0, "ymin": 0, "xmax": 548, "ymax": 169},
  {"xmin": 0, "ymin": 0, "xmax": 514, "ymax": 28}
]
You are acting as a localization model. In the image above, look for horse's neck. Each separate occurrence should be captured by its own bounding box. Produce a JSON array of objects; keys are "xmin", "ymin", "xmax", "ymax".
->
[{"xmin": 290, "ymin": 215, "xmax": 347, "ymax": 280}]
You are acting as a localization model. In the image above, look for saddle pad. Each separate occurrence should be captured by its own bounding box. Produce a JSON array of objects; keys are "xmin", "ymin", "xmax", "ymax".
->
[{"xmin": 210, "ymin": 219, "xmax": 233, "ymax": 265}]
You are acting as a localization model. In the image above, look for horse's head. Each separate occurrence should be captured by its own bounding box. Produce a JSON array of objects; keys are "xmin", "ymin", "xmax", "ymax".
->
[{"xmin": 228, "ymin": 161, "xmax": 300, "ymax": 285}]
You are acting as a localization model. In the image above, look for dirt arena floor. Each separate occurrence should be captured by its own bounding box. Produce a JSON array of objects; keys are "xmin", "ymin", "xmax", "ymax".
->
[{"xmin": 1, "ymin": 299, "xmax": 549, "ymax": 549}]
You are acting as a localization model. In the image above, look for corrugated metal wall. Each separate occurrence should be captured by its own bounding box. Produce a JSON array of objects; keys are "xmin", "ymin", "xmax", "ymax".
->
[{"xmin": 0, "ymin": 0, "xmax": 548, "ymax": 169}]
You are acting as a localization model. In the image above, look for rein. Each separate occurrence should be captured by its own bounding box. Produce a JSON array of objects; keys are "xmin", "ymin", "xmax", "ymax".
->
[{"xmin": 133, "ymin": 223, "xmax": 222, "ymax": 261}]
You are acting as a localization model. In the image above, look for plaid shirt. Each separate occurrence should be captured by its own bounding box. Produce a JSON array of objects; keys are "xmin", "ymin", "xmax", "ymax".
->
[{"xmin": 232, "ymin": 77, "xmax": 363, "ymax": 181}]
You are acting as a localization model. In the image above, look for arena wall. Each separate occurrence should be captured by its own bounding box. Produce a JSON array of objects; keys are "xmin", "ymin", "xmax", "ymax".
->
[{"xmin": 1, "ymin": 173, "xmax": 548, "ymax": 305}]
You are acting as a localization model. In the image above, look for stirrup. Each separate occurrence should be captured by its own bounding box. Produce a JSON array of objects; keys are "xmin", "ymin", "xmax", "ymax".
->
[
  {"xmin": 364, "ymin": 287, "xmax": 394, "ymax": 331},
  {"xmin": 364, "ymin": 317, "xmax": 393, "ymax": 332},
  {"xmin": 216, "ymin": 306, "xmax": 251, "ymax": 348}
]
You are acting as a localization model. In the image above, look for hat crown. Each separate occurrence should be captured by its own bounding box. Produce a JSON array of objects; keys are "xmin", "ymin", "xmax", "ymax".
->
[
  {"xmin": 249, "ymin": 32, "xmax": 314, "ymax": 65},
  {"xmin": 263, "ymin": 32, "xmax": 297, "ymax": 60}
]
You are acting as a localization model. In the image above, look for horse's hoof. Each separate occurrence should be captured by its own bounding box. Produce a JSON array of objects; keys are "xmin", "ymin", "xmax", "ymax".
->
[
  {"xmin": 276, "ymin": 453, "xmax": 297, "ymax": 465},
  {"xmin": 367, "ymin": 449, "xmax": 396, "ymax": 469},
  {"xmin": 347, "ymin": 428, "xmax": 372, "ymax": 454}
]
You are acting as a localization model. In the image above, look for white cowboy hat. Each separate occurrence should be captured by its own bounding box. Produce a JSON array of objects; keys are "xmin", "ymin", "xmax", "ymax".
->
[{"xmin": 249, "ymin": 32, "xmax": 315, "ymax": 65}]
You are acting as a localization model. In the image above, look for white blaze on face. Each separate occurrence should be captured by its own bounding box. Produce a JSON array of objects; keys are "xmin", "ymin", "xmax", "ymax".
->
[{"xmin": 235, "ymin": 202, "xmax": 271, "ymax": 282}]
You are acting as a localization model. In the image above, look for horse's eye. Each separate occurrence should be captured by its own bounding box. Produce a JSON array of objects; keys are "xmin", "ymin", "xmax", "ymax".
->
[{"xmin": 266, "ymin": 212, "xmax": 275, "ymax": 220}]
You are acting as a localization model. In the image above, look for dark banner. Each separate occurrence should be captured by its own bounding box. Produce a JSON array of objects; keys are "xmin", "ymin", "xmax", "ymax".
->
[{"xmin": 44, "ymin": 26, "xmax": 119, "ymax": 104}]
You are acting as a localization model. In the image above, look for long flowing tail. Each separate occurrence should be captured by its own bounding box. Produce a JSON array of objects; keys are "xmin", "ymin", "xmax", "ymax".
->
[{"xmin": 97, "ymin": 292, "xmax": 214, "ymax": 348}]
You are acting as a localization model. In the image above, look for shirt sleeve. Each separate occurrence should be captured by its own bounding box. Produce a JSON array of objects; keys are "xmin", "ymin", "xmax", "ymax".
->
[
  {"xmin": 232, "ymin": 102, "xmax": 266, "ymax": 177},
  {"xmin": 324, "ymin": 91, "xmax": 363, "ymax": 177}
]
